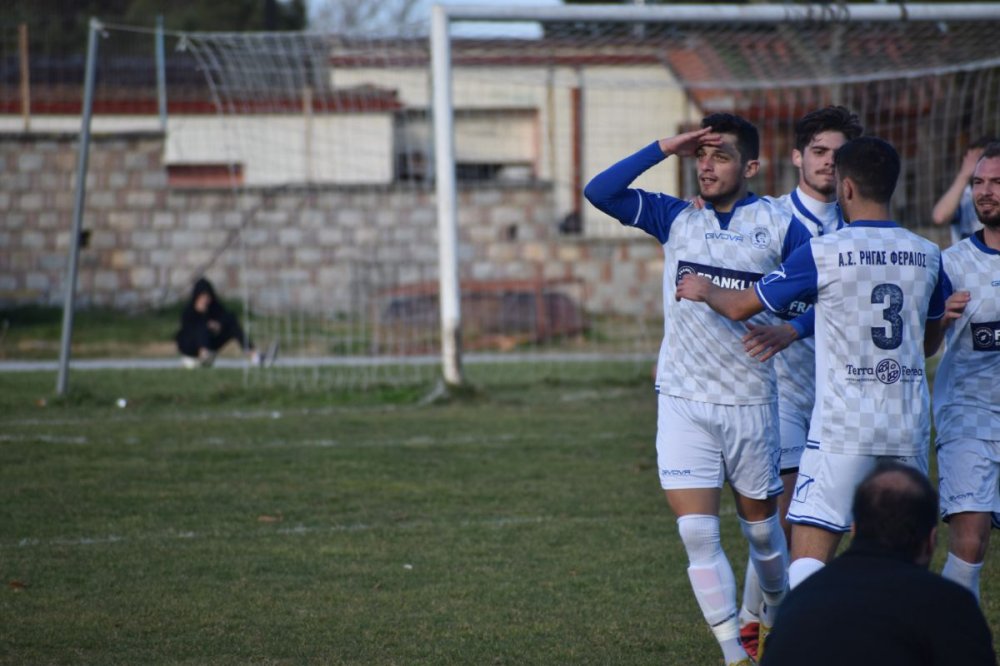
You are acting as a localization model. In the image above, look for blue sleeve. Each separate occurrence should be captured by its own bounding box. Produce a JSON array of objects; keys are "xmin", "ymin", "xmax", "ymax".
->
[
  {"xmin": 583, "ymin": 141, "xmax": 689, "ymax": 244},
  {"xmin": 755, "ymin": 241, "xmax": 819, "ymax": 315},
  {"xmin": 927, "ymin": 262, "xmax": 947, "ymax": 320},
  {"xmin": 781, "ymin": 217, "xmax": 813, "ymax": 261},
  {"xmin": 788, "ymin": 308, "xmax": 815, "ymax": 339}
]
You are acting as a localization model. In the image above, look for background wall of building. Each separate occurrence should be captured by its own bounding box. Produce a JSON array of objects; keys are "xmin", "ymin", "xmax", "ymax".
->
[{"xmin": 0, "ymin": 132, "xmax": 663, "ymax": 317}]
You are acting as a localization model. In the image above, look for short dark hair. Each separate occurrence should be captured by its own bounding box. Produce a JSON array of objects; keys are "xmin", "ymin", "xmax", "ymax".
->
[
  {"xmin": 970, "ymin": 135, "xmax": 999, "ymax": 150},
  {"xmin": 852, "ymin": 462, "xmax": 938, "ymax": 562},
  {"xmin": 794, "ymin": 106, "xmax": 864, "ymax": 152},
  {"xmin": 701, "ymin": 113, "xmax": 760, "ymax": 162},
  {"xmin": 980, "ymin": 141, "xmax": 1000, "ymax": 161},
  {"xmin": 833, "ymin": 136, "xmax": 900, "ymax": 204}
]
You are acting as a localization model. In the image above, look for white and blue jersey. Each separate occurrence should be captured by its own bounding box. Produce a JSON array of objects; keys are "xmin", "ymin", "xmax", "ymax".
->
[
  {"xmin": 765, "ymin": 188, "xmax": 844, "ymax": 418},
  {"xmin": 933, "ymin": 233, "xmax": 1000, "ymax": 444},
  {"xmin": 755, "ymin": 221, "xmax": 945, "ymax": 457},
  {"xmin": 585, "ymin": 141, "xmax": 812, "ymax": 406}
]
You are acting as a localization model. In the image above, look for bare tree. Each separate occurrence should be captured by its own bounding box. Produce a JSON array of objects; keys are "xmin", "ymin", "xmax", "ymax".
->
[{"xmin": 311, "ymin": 0, "xmax": 424, "ymax": 35}]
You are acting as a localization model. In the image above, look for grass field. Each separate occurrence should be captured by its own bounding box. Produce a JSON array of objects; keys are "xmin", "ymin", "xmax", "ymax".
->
[{"xmin": 2, "ymin": 364, "xmax": 999, "ymax": 664}]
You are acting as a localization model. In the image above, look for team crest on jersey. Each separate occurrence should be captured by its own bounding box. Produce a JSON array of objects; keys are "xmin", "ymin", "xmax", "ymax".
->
[
  {"xmin": 751, "ymin": 227, "xmax": 772, "ymax": 249},
  {"xmin": 876, "ymin": 359, "xmax": 901, "ymax": 385},
  {"xmin": 971, "ymin": 321, "xmax": 1000, "ymax": 351}
]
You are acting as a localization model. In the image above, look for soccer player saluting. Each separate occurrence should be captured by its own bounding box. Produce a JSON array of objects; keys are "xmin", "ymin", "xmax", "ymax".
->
[
  {"xmin": 585, "ymin": 114, "xmax": 813, "ymax": 666},
  {"xmin": 676, "ymin": 136, "xmax": 946, "ymax": 591},
  {"xmin": 931, "ymin": 141, "xmax": 1000, "ymax": 602},
  {"xmin": 735, "ymin": 106, "xmax": 863, "ymax": 656}
]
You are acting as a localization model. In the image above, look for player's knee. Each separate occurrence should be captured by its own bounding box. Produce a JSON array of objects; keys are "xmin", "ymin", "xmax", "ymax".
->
[{"xmin": 677, "ymin": 514, "xmax": 723, "ymax": 563}]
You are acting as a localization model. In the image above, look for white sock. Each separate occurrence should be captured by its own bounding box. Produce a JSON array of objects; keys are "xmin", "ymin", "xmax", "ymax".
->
[
  {"xmin": 788, "ymin": 557, "xmax": 825, "ymax": 589},
  {"xmin": 739, "ymin": 555, "xmax": 762, "ymax": 625},
  {"xmin": 740, "ymin": 514, "xmax": 788, "ymax": 608},
  {"xmin": 677, "ymin": 515, "xmax": 744, "ymax": 663},
  {"xmin": 942, "ymin": 552, "xmax": 983, "ymax": 603}
]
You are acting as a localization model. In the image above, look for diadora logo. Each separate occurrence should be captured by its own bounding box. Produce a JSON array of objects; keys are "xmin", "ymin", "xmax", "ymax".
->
[
  {"xmin": 751, "ymin": 226, "xmax": 772, "ymax": 249},
  {"xmin": 675, "ymin": 260, "xmax": 764, "ymax": 291},
  {"xmin": 971, "ymin": 320, "xmax": 1000, "ymax": 352},
  {"xmin": 875, "ymin": 358, "xmax": 901, "ymax": 385},
  {"xmin": 705, "ymin": 231, "xmax": 745, "ymax": 243}
]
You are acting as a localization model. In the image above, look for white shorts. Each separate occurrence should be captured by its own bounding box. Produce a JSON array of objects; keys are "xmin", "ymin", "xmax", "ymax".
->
[
  {"xmin": 937, "ymin": 438, "xmax": 1000, "ymax": 528},
  {"xmin": 787, "ymin": 447, "xmax": 928, "ymax": 532},
  {"xmin": 656, "ymin": 394, "xmax": 781, "ymax": 500},
  {"xmin": 778, "ymin": 402, "xmax": 809, "ymax": 474}
]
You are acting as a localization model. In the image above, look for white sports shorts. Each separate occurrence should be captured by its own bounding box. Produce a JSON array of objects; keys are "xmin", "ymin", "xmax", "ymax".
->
[
  {"xmin": 787, "ymin": 447, "xmax": 928, "ymax": 532},
  {"xmin": 937, "ymin": 438, "xmax": 1000, "ymax": 527},
  {"xmin": 655, "ymin": 394, "xmax": 781, "ymax": 499},
  {"xmin": 778, "ymin": 402, "xmax": 809, "ymax": 474}
]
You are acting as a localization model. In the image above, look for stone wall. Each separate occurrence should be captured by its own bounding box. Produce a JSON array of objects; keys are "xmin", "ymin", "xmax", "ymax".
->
[{"xmin": 0, "ymin": 132, "xmax": 662, "ymax": 317}]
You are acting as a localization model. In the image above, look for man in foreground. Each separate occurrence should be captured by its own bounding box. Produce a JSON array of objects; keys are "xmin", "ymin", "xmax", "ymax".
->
[{"xmin": 760, "ymin": 462, "xmax": 996, "ymax": 666}]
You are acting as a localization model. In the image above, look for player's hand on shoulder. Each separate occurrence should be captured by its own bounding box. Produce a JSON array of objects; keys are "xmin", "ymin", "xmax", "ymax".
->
[
  {"xmin": 741, "ymin": 322, "xmax": 798, "ymax": 362},
  {"xmin": 675, "ymin": 274, "xmax": 712, "ymax": 302}
]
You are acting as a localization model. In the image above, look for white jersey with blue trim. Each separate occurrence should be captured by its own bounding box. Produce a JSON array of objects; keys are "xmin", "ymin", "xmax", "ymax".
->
[
  {"xmin": 656, "ymin": 197, "xmax": 800, "ymax": 405},
  {"xmin": 755, "ymin": 221, "xmax": 945, "ymax": 456},
  {"xmin": 583, "ymin": 141, "xmax": 812, "ymax": 406},
  {"xmin": 764, "ymin": 188, "xmax": 844, "ymax": 416},
  {"xmin": 933, "ymin": 233, "xmax": 1000, "ymax": 444}
]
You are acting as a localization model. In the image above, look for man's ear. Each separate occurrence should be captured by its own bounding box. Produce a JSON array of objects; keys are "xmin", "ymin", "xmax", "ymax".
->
[
  {"xmin": 792, "ymin": 149, "xmax": 803, "ymax": 170},
  {"xmin": 840, "ymin": 176, "xmax": 855, "ymax": 202},
  {"xmin": 744, "ymin": 159, "xmax": 760, "ymax": 179}
]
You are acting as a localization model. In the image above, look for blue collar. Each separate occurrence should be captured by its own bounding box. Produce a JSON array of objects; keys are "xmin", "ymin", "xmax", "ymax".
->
[
  {"xmin": 847, "ymin": 219, "xmax": 899, "ymax": 229},
  {"xmin": 707, "ymin": 193, "xmax": 760, "ymax": 230},
  {"xmin": 706, "ymin": 192, "xmax": 760, "ymax": 214},
  {"xmin": 971, "ymin": 230, "xmax": 1000, "ymax": 255}
]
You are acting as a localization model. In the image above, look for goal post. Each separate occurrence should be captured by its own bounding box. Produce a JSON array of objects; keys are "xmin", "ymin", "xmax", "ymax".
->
[
  {"xmin": 428, "ymin": 1, "xmax": 1000, "ymax": 380},
  {"xmin": 28, "ymin": 4, "xmax": 1000, "ymax": 392}
]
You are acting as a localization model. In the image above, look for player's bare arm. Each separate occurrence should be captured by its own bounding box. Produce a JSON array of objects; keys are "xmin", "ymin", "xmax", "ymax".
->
[
  {"xmin": 742, "ymin": 321, "xmax": 799, "ymax": 363},
  {"xmin": 658, "ymin": 127, "xmax": 721, "ymax": 158},
  {"xmin": 925, "ymin": 290, "xmax": 971, "ymax": 356},
  {"xmin": 675, "ymin": 274, "xmax": 765, "ymax": 321}
]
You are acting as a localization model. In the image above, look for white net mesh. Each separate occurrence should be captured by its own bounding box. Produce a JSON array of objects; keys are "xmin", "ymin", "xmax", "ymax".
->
[{"xmin": 7, "ymin": 6, "xmax": 997, "ymax": 387}]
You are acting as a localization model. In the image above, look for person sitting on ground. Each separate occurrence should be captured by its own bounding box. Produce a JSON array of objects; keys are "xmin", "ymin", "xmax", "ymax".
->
[
  {"xmin": 175, "ymin": 278, "xmax": 260, "ymax": 368},
  {"xmin": 760, "ymin": 462, "xmax": 996, "ymax": 666}
]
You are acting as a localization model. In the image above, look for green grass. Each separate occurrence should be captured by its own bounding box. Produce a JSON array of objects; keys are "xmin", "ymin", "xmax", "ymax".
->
[
  {"xmin": 0, "ymin": 304, "xmax": 186, "ymax": 360},
  {"xmin": 0, "ymin": 368, "xmax": 998, "ymax": 665}
]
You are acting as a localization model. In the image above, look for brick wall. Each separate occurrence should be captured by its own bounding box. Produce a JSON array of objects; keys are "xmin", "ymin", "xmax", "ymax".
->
[{"xmin": 0, "ymin": 132, "xmax": 662, "ymax": 317}]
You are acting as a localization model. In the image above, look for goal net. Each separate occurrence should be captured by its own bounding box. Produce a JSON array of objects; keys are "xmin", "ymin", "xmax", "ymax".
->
[{"xmin": 23, "ymin": 5, "xmax": 998, "ymax": 388}]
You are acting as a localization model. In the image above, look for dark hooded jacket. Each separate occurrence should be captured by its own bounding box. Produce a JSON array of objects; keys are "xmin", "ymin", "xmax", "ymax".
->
[{"xmin": 175, "ymin": 278, "xmax": 250, "ymax": 356}]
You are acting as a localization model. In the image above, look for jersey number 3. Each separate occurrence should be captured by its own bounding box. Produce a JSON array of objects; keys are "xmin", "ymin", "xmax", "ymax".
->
[{"xmin": 871, "ymin": 283, "xmax": 904, "ymax": 350}]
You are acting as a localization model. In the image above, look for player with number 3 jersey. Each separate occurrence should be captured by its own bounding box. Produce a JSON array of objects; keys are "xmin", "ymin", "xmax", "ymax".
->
[{"xmin": 676, "ymin": 137, "xmax": 946, "ymax": 591}]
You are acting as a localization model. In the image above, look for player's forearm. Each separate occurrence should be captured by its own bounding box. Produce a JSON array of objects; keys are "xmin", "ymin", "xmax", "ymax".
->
[
  {"xmin": 704, "ymin": 287, "xmax": 765, "ymax": 321},
  {"xmin": 584, "ymin": 142, "xmax": 666, "ymax": 217},
  {"xmin": 931, "ymin": 177, "xmax": 967, "ymax": 225}
]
